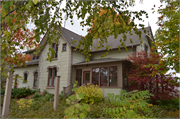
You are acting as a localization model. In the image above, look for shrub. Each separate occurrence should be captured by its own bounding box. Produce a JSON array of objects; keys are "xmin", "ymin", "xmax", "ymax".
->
[
  {"xmin": 1, "ymin": 87, "xmax": 37, "ymax": 99},
  {"xmin": 155, "ymin": 98, "xmax": 179, "ymax": 110},
  {"xmin": 76, "ymin": 83, "xmax": 103, "ymax": 104},
  {"xmin": 127, "ymin": 50, "xmax": 179, "ymax": 102},
  {"xmin": 103, "ymin": 90, "xmax": 155, "ymax": 118}
]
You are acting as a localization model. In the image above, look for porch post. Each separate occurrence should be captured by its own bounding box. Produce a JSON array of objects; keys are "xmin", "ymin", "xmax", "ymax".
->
[
  {"xmin": 2, "ymin": 71, "xmax": 13, "ymax": 118},
  {"xmin": 53, "ymin": 76, "xmax": 60, "ymax": 110}
]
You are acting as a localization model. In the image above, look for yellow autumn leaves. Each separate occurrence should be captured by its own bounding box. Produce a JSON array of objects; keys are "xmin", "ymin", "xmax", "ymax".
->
[
  {"xmin": 17, "ymin": 99, "xmax": 34, "ymax": 108},
  {"xmin": 76, "ymin": 84, "xmax": 103, "ymax": 104}
]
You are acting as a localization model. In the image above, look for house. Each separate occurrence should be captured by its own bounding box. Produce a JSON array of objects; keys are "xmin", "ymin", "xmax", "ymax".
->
[{"xmin": 13, "ymin": 26, "xmax": 154, "ymax": 97}]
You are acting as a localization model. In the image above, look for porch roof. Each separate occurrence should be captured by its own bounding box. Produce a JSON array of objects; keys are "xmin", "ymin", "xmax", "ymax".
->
[{"xmin": 72, "ymin": 58, "xmax": 131, "ymax": 66}]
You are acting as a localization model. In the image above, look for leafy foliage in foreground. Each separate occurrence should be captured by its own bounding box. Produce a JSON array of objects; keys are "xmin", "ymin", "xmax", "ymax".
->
[
  {"xmin": 4, "ymin": 89, "xmax": 179, "ymax": 118},
  {"xmin": 127, "ymin": 50, "xmax": 179, "ymax": 101},
  {"xmin": 153, "ymin": 0, "xmax": 179, "ymax": 72},
  {"xmin": 103, "ymin": 90, "xmax": 155, "ymax": 118}
]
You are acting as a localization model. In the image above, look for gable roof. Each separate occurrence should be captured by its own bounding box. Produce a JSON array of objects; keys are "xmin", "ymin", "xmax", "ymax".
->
[
  {"xmin": 24, "ymin": 26, "xmax": 154, "ymax": 53},
  {"xmin": 90, "ymin": 26, "xmax": 154, "ymax": 52}
]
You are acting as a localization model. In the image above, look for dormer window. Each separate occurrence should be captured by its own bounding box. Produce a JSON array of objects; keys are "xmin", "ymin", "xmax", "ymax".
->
[
  {"xmin": 52, "ymin": 43, "xmax": 58, "ymax": 58},
  {"xmin": 62, "ymin": 43, "xmax": 67, "ymax": 51},
  {"xmin": 29, "ymin": 53, "xmax": 39, "ymax": 60}
]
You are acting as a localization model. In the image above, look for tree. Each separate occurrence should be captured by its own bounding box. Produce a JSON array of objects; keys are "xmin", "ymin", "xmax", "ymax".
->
[
  {"xmin": 153, "ymin": 0, "xmax": 179, "ymax": 72},
  {"xmin": 127, "ymin": 50, "xmax": 179, "ymax": 102},
  {"xmin": 1, "ymin": 0, "xmax": 148, "ymax": 78}
]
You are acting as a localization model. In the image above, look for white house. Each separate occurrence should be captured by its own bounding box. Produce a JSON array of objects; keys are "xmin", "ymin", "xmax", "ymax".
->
[{"xmin": 13, "ymin": 26, "xmax": 154, "ymax": 97}]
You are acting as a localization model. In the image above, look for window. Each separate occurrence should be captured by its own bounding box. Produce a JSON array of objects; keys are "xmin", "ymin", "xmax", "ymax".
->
[
  {"xmin": 30, "ymin": 53, "xmax": 39, "ymax": 60},
  {"xmin": 34, "ymin": 72, "xmax": 38, "ymax": 87},
  {"xmin": 76, "ymin": 69, "xmax": 82, "ymax": 86},
  {"xmin": 23, "ymin": 73, "xmax": 28, "ymax": 83},
  {"xmin": 109, "ymin": 66, "xmax": 117, "ymax": 87},
  {"xmin": 62, "ymin": 43, "xmax": 67, "ymax": 51},
  {"xmin": 144, "ymin": 44, "xmax": 148, "ymax": 58},
  {"xmin": 91, "ymin": 66, "xmax": 117, "ymax": 87},
  {"xmin": 92, "ymin": 68, "xmax": 99, "ymax": 85},
  {"xmin": 48, "ymin": 68, "xmax": 57, "ymax": 87},
  {"xmin": 52, "ymin": 43, "xmax": 58, "ymax": 58},
  {"xmin": 100, "ymin": 67, "xmax": 108, "ymax": 86}
]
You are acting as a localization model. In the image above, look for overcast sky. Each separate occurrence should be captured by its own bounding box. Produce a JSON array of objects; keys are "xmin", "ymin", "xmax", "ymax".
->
[{"xmin": 59, "ymin": 0, "xmax": 162, "ymax": 36}]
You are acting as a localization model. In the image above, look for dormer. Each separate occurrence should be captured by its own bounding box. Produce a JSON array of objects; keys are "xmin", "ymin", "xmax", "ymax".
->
[{"xmin": 23, "ymin": 49, "xmax": 39, "ymax": 60}]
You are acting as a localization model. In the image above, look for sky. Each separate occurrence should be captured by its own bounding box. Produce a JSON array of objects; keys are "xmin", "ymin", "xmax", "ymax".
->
[{"xmin": 27, "ymin": 0, "xmax": 180, "ymax": 78}]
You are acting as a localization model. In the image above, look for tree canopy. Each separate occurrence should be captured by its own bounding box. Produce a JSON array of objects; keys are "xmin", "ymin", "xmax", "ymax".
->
[
  {"xmin": 1, "ymin": 0, "xmax": 148, "ymax": 78},
  {"xmin": 153, "ymin": 0, "xmax": 179, "ymax": 73}
]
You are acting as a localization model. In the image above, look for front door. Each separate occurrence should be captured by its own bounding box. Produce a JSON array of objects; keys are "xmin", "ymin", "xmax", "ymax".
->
[{"xmin": 83, "ymin": 71, "xmax": 90, "ymax": 84}]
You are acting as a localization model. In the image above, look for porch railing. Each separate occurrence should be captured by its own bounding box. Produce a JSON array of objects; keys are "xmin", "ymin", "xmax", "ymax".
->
[{"xmin": 63, "ymin": 84, "xmax": 73, "ymax": 98}]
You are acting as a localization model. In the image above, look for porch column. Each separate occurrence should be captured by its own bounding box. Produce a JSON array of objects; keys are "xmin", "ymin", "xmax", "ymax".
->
[
  {"xmin": 53, "ymin": 76, "xmax": 60, "ymax": 110},
  {"xmin": 2, "ymin": 71, "xmax": 14, "ymax": 118},
  {"xmin": 119, "ymin": 62, "xmax": 123, "ymax": 88}
]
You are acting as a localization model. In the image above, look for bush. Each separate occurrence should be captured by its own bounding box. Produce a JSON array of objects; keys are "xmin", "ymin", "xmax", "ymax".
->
[
  {"xmin": 76, "ymin": 83, "xmax": 103, "ymax": 104},
  {"xmin": 155, "ymin": 98, "xmax": 179, "ymax": 110},
  {"xmin": 1, "ymin": 87, "xmax": 37, "ymax": 99},
  {"xmin": 127, "ymin": 50, "xmax": 179, "ymax": 101}
]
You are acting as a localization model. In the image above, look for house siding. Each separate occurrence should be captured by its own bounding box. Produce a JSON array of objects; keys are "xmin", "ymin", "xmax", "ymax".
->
[
  {"xmin": 136, "ymin": 37, "xmax": 151, "ymax": 53},
  {"xmin": 72, "ymin": 50, "xmax": 86, "ymax": 64},
  {"xmin": 13, "ymin": 65, "xmax": 38, "ymax": 89},
  {"xmin": 90, "ymin": 48, "xmax": 134, "ymax": 60},
  {"xmin": 38, "ymin": 36, "xmax": 70, "ymax": 94},
  {"xmin": 102, "ymin": 87, "xmax": 122, "ymax": 97}
]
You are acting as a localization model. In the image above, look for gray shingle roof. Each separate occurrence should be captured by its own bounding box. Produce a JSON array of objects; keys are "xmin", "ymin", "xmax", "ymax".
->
[
  {"xmin": 72, "ymin": 58, "xmax": 130, "ymax": 66},
  {"xmin": 90, "ymin": 27, "xmax": 153, "ymax": 52},
  {"xmin": 24, "ymin": 26, "xmax": 153, "ymax": 53},
  {"xmin": 59, "ymin": 27, "xmax": 82, "ymax": 47}
]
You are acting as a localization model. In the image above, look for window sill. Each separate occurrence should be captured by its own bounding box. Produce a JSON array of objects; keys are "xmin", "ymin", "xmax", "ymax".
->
[
  {"xmin": 52, "ymin": 58, "xmax": 58, "ymax": 61},
  {"xmin": 46, "ymin": 86, "xmax": 55, "ymax": 89},
  {"xmin": 32, "ymin": 87, "xmax": 37, "ymax": 89}
]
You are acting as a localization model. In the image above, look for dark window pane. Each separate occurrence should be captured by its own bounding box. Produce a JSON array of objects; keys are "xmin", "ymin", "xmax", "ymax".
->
[
  {"xmin": 76, "ymin": 77, "xmax": 82, "ymax": 86},
  {"xmin": 76, "ymin": 69, "xmax": 82, "ymax": 77},
  {"xmin": 110, "ymin": 76, "xmax": 117, "ymax": 86},
  {"xmin": 55, "ymin": 44, "xmax": 58, "ymax": 58},
  {"xmin": 24, "ymin": 73, "xmax": 27, "ymax": 81},
  {"xmin": 92, "ymin": 68, "xmax": 99, "ymax": 76},
  {"xmin": 85, "ymin": 72, "xmax": 90, "ymax": 84},
  {"xmin": 101, "ymin": 67, "xmax": 108, "ymax": 77},
  {"xmin": 109, "ymin": 67, "xmax": 117, "ymax": 76},
  {"xmin": 100, "ymin": 77, "xmax": 108, "ymax": 86},
  {"xmin": 92, "ymin": 77, "xmax": 99, "ymax": 85},
  {"xmin": 63, "ymin": 44, "xmax": 66, "ymax": 51}
]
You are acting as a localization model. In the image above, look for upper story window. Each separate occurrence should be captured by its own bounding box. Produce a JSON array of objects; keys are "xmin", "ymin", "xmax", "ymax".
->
[
  {"xmin": 144, "ymin": 44, "xmax": 148, "ymax": 58},
  {"xmin": 29, "ymin": 53, "xmax": 39, "ymax": 60},
  {"xmin": 62, "ymin": 43, "xmax": 67, "ymax": 51},
  {"xmin": 52, "ymin": 43, "xmax": 58, "ymax": 58}
]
